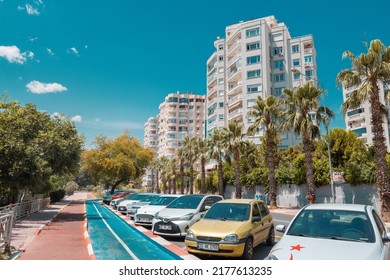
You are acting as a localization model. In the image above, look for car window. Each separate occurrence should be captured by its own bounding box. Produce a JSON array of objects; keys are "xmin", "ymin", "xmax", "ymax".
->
[
  {"xmin": 204, "ymin": 203, "xmax": 250, "ymax": 221},
  {"xmin": 166, "ymin": 195, "xmax": 203, "ymax": 209},
  {"xmin": 258, "ymin": 202, "xmax": 269, "ymax": 218},
  {"xmin": 372, "ymin": 210, "xmax": 386, "ymax": 239},
  {"xmin": 149, "ymin": 196, "xmax": 178, "ymax": 206},
  {"xmin": 252, "ymin": 203, "xmax": 260, "ymax": 218},
  {"xmin": 201, "ymin": 197, "xmax": 215, "ymax": 211}
]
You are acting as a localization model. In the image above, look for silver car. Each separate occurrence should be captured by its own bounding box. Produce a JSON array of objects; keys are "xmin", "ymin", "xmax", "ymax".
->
[
  {"xmin": 126, "ymin": 194, "xmax": 160, "ymax": 218},
  {"xmin": 266, "ymin": 203, "xmax": 390, "ymax": 260}
]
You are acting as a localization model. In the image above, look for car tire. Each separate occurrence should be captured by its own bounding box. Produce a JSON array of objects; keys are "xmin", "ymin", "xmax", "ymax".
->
[
  {"xmin": 242, "ymin": 237, "xmax": 253, "ymax": 260},
  {"xmin": 266, "ymin": 226, "xmax": 275, "ymax": 246}
]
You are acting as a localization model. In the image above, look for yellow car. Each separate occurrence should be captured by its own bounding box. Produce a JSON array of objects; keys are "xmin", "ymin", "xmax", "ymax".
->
[{"xmin": 185, "ymin": 199, "xmax": 274, "ymax": 259}]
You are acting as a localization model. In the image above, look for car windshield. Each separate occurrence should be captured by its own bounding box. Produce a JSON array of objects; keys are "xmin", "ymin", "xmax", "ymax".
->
[
  {"xmin": 166, "ymin": 195, "xmax": 203, "ymax": 209},
  {"xmin": 287, "ymin": 209, "xmax": 375, "ymax": 243},
  {"xmin": 204, "ymin": 203, "xmax": 250, "ymax": 221},
  {"xmin": 149, "ymin": 196, "xmax": 179, "ymax": 206},
  {"xmin": 139, "ymin": 195, "xmax": 160, "ymax": 203},
  {"xmin": 128, "ymin": 193, "xmax": 149, "ymax": 201},
  {"xmin": 123, "ymin": 193, "xmax": 138, "ymax": 199}
]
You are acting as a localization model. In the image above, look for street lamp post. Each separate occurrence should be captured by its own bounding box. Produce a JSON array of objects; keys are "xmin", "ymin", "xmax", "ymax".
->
[{"xmin": 291, "ymin": 68, "xmax": 335, "ymax": 203}]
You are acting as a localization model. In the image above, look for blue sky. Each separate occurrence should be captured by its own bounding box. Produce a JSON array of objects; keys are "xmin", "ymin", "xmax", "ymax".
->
[{"xmin": 0, "ymin": 0, "xmax": 389, "ymax": 147}]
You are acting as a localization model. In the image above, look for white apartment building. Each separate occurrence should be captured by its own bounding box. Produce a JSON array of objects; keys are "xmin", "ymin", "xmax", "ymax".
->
[
  {"xmin": 156, "ymin": 92, "xmax": 205, "ymax": 160},
  {"xmin": 206, "ymin": 16, "xmax": 317, "ymax": 148},
  {"xmin": 143, "ymin": 116, "xmax": 159, "ymax": 152},
  {"xmin": 343, "ymin": 81, "xmax": 390, "ymax": 151}
]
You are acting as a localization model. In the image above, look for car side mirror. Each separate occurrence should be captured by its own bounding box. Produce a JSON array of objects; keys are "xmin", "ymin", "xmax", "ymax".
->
[
  {"xmin": 252, "ymin": 216, "xmax": 261, "ymax": 223},
  {"xmin": 202, "ymin": 205, "xmax": 211, "ymax": 212},
  {"xmin": 200, "ymin": 213, "xmax": 205, "ymax": 219},
  {"xmin": 276, "ymin": 224, "xmax": 286, "ymax": 233},
  {"xmin": 383, "ymin": 233, "xmax": 390, "ymax": 243}
]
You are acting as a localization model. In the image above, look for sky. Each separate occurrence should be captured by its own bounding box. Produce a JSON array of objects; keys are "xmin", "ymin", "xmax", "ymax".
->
[{"xmin": 0, "ymin": 0, "xmax": 389, "ymax": 148}]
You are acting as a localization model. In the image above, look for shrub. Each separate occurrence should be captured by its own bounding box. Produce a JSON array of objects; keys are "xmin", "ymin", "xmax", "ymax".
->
[{"xmin": 49, "ymin": 189, "xmax": 66, "ymax": 203}]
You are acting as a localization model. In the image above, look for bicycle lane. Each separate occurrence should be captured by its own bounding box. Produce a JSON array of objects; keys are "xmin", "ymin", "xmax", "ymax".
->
[{"xmin": 86, "ymin": 200, "xmax": 182, "ymax": 260}]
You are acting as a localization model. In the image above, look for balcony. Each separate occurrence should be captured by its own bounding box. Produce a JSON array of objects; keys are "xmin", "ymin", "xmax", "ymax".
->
[
  {"xmin": 227, "ymin": 81, "xmax": 243, "ymax": 97},
  {"xmin": 227, "ymin": 94, "xmax": 242, "ymax": 110},
  {"xmin": 227, "ymin": 40, "xmax": 241, "ymax": 57},
  {"xmin": 228, "ymin": 108, "xmax": 243, "ymax": 119},
  {"xmin": 226, "ymin": 28, "xmax": 241, "ymax": 47},
  {"xmin": 207, "ymin": 74, "xmax": 217, "ymax": 88},
  {"xmin": 207, "ymin": 88, "xmax": 217, "ymax": 100}
]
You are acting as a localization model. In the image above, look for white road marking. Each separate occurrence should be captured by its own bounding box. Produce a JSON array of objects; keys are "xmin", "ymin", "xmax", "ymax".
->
[{"xmin": 92, "ymin": 203, "xmax": 139, "ymax": 260}]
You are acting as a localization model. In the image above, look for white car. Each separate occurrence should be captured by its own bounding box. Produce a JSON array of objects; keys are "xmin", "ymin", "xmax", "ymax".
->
[
  {"xmin": 116, "ymin": 193, "xmax": 154, "ymax": 214},
  {"xmin": 134, "ymin": 194, "xmax": 182, "ymax": 226},
  {"xmin": 152, "ymin": 194, "xmax": 223, "ymax": 237},
  {"xmin": 126, "ymin": 194, "xmax": 161, "ymax": 218},
  {"xmin": 266, "ymin": 203, "xmax": 390, "ymax": 260}
]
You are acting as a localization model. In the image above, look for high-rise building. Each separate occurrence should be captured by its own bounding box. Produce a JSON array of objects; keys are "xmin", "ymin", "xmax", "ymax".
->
[
  {"xmin": 343, "ymin": 80, "xmax": 390, "ymax": 151},
  {"xmin": 155, "ymin": 91, "xmax": 205, "ymax": 160},
  {"xmin": 205, "ymin": 16, "xmax": 317, "ymax": 148},
  {"xmin": 143, "ymin": 116, "xmax": 159, "ymax": 152}
]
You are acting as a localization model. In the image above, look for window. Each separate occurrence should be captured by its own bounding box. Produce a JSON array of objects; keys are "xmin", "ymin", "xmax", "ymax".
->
[
  {"xmin": 246, "ymin": 41, "xmax": 260, "ymax": 51},
  {"xmin": 218, "ymin": 78, "xmax": 224, "ymax": 84},
  {"xmin": 304, "ymin": 55, "xmax": 313, "ymax": 63},
  {"xmin": 219, "ymin": 114, "xmax": 224, "ymax": 120},
  {"xmin": 293, "ymin": 58, "xmax": 300, "ymax": 66},
  {"xmin": 252, "ymin": 203, "xmax": 260, "ymax": 217},
  {"xmin": 274, "ymin": 73, "xmax": 285, "ymax": 82},
  {"xmin": 347, "ymin": 108, "xmax": 364, "ymax": 116},
  {"xmin": 219, "ymin": 102, "xmax": 224, "ymax": 108},
  {"xmin": 294, "ymin": 73, "xmax": 301, "ymax": 80},
  {"xmin": 273, "ymin": 60, "xmax": 284, "ymax": 69},
  {"xmin": 273, "ymin": 87, "xmax": 284, "ymax": 97},
  {"xmin": 218, "ymin": 67, "xmax": 224, "ymax": 73},
  {"xmin": 352, "ymin": 127, "xmax": 367, "ymax": 137},
  {"xmin": 247, "ymin": 84, "xmax": 262, "ymax": 93},
  {"xmin": 218, "ymin": 44, "xmax": 224, "ymax": 50},
  {"xmin": 218, "ymin": 90, "xmax": 224, "ymax": 96},
  {"xmin": 218, "ymin": 55, "xmax": 224, "ymax": 61},
  {"xmin": 292, "ymin": 44, "xmax": 300, "ymax": 53},
  {"xmin": 247, "ymin": 117, "xmax": 254, "ymax": 123},
  {"xmin": 258, "ymin": 202, "xmax": 269, "ymax": 218},
  {"xmin": 305, "ymin": 70, "xmax": 313, "ymax": 80},
  {"xmin": 247, "ymin": 70, "xmax": 261, "ymax": 79},
  {"xmin": 273, "ymin": 47, "xmax": 283, "ymax": 55},
  {"xmin": 247, "ymin": 55, "xmax": 261, "ymax": 65},
  {"xmin": 272, "ymin": 32, "xmax": 283, "ymax": 41},
  {"xmin": 246, "ymin": 28, "xmax": 260, "ymax": 37},
  {"xmin": 247, "ymin": 99, "xmax": 255, "ymax": 108}
]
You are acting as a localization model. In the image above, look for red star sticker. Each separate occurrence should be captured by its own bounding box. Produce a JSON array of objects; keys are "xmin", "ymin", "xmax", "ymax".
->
[{"xmin": 290, "ymin": 244, "xmax": 305, "ymax": 251}]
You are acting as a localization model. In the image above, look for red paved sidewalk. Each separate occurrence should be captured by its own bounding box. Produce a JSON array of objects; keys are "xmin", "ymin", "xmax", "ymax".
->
[{"xmin": 18, "ymin": 192, "xmax": 96, "ymax": 260}]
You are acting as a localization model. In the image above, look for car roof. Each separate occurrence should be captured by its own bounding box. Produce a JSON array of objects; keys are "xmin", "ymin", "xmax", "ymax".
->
[
  {"xmin": 217, "ymin": 199, "xmax": 260, "ymax": 204},
  {"xmin": 303, "ymin": 203, "xmax": 370, "ymax": 212},
  {"xmin": 159, "ymin": 194, "xmax": 182, "ymax": 197}
]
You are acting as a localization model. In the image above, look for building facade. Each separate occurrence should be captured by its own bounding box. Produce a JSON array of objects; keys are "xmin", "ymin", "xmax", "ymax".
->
[
  {"xmin": 205, "ymin": 16, "xmax": 317, "ymax": 148},
  {"xmin": 343, "ymin": 80, "xmax": 390, "ymax": 151}
]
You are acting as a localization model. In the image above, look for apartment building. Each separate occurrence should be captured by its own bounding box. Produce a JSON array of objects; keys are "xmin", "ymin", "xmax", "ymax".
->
[
  {"xmin": 205, "ymin": 16, "xmax": 317, "ymax": 148},
  {"xmin": 343, "ymin": 81, "xmax": 390, "ymax": 151},
  {"xmin": 143, "ymin": 116, "xmax": 159, "ymax": 152},
  {"xmin": 156, "ymin": 91, "xmax": 205, "ymax": 160}
]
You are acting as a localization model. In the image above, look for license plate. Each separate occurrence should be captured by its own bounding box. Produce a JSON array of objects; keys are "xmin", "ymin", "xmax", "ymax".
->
[
  {"xmin": 159, "ymin": 224, "xmax": 172, "ymax": 230},
  {"xmin": 197, "ymin": 243, "xmax": 219, "ymax": 252},
  {"xmin": 140, "ymin": 218, "xmax": 151, "ymax": 222}
]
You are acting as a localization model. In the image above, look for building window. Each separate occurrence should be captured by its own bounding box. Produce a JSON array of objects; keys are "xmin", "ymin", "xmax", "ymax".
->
[
  {"xmin": 305, "ymin": 69, "xmax": 313, "ymax": 80},
  {"xmin": 347, "ymin": 108, "xmax": 365, "ymax": 116},
  {"xmin": 273, "ymin": 47, "xmax": 283, "ymax": 55},
  {"xmin": 218, "ymin": 90, "xmax": 224, "ymax": 96},
  {"xmin": 218, "ymin": 44, "xmax": 224, "ymax": 50},
  {"xmin": 272, "ymin": 32, "xmax": 283, "ymax": 41},
  {"xmin": 247, "ymin": 99, "xmax": 255, "ymax": 108},
  {"xmin": 219, "ymin": 114, "xmax": 224, "ymax": 120},
  {"xmin": 246, "ymin": 41, "xmax": 260, "ymax": 51},
  {"xmin": 292, "ymin": 45, "xmax": 300, "ymax": 53},
  {"xmin": 273, "ymin": 87, "xmax": 284, "ymax": 97},
  {"xmin": 247, "ymin": 70, "xmax": 261, "ymax": 79},
  {"xmin": 293, "ymin": 73, "xmax": 301, "ymax": 80},
  {"xmin": 293, "ymin": 58, "xmax": 300, "ymax": 66},
  {"xmin": 273, "ymin": 60, "xmax": 284, "ymax": 69},
  {"xmin": 274, "ymin": 73, "xmax": 285, "ymax": 82},
  {"xmin": 304, "ymin": 55, "xmax": 313, "ymax": 63},
  {"xmin": 218, "ymin": 55, "xmax": 224, "ymax": 61},
  {"xmin": 219, "ymin": 102, "xmax": 224, "ymax": 108},
  {"xmin": 218, "ymin": 67, "xmax": 224, "ymax": 73},
  {"xmin": 246, "ymin": 28, "xmax": 260, "ymax": 37},
  {"xmin": 352, "ymin": 127, "xmax": 367, "ymax": 137},
  {"xmin": 247, "ymin": 84, "xmax": 262, "ymax": 93},
  {"xmin": 247, "ymin": 55, "xmax": 261, "ymax": 65},
  {"xmin": 218, "ymin": 78, "xmax": 224, "ymax": 84}
]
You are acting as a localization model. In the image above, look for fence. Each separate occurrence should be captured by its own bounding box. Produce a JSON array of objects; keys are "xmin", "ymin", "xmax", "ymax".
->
[{"xmin": 0, "ymin": 197, "xmax": 50, "ymax": 252}]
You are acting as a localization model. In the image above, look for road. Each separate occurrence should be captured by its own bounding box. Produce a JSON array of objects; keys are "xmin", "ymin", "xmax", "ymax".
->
[{"xmin": 147, "ymin": 212, "xmax": 293, "ymax": 260}]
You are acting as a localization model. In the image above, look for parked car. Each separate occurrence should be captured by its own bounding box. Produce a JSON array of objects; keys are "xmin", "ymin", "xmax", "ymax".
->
[
  {"xmin": 266, "ymin": 203, "xmax": 390, "ymax": 260},
  {"xmin": 134, "ymin": 195, "xmax": 182, "ymax": 226},
  {"xmin": 111, "ymin": 192, "xmax": 138, "ymax": 209},
  {"xmin": 126, "ymin": 194, "xmax": 161, "ymax": 218},
  {"xmin": 185, "ymin": 199, "xmax": 274, "ymax": 259},
  {"xmin": 117, "ymin": 193, "xmax": 155, "ymax": 214},
  {"xmin": 152, "ymin": 194, "xmax": 223, "ymax": 237},
  {"xmin": 108, "ymin": 191, "xmax": 133, "ymax": 206},
  {"xmin": 102, "ymin": 190, "xmax": 128, "ymax": 204}
]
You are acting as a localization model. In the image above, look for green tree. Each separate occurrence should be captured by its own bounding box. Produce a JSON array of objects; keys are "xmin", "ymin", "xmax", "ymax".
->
[
  {"xmin": 247, "ymin": 95, "xmax": 283, "ymax": 208},
  {"xmin": 0, "ymin": 99, "xmax": 83, "ymax": 202},
  {"xmin": 182, "ymin": 136, "xmax": 198, "ymax": 194},
  {"xmin": 337, "ymin": 39, "xmax": 390, "ymax": 220},
  {"xmin": 208, "ymin": 129, "xmax": 225, "ymax": 196},
  {"xmin": 282, "ymin": 82, "xmax": 334, "ymax": 204},
  {"xmin": 177, "ymin": 148, "xmax": 186, "ymax": 194},
  {"xmin": 196, "ymin": 138, "xmax": 208, "ymax": 194},
  {"xmin": 81, "ymin": 131, "xmax": 154, "ymax": 194}
]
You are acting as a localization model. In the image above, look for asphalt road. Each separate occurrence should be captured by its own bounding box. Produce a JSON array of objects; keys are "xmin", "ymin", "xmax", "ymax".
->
[{"xmin": 156, "ymin": 212, "xmax": 294, "ymax": 260}]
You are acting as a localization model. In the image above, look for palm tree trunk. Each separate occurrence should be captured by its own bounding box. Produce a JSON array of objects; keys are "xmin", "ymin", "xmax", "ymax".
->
[
  {"xmin": 370, "ymin": 80, "xmax": 390, "ymax": 221},
  {"xmin": 234, "ymin": 148, "xmax": 242, "ymax": 199},
  {"xmin": 189, "ymin": 165, "xmax": 194, "ymax": 194},
  {"xmin": 217, "ymin": 159, "xmax": 224, "ymax": 197},
  {"xmin": 180, "ymin": 159, "xmax": 185, "ymax": 194},
  {"xmin": 156, "ymin": 170, "xmax": 160, "ymax": 193},
  {"xmin": 200, "ymin": 158, "xmax": 206, "ymax": 194},
  {"xmin": 266, "ymin": 131, "xmax": 277, "ymax": 209},
  {"xmin": 303, "ymin": 133, "xmax": 316, "ymax": 204}
]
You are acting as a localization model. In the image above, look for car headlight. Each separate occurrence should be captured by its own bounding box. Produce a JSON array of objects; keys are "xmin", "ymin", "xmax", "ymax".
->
[
  {"xmin": 224, "ymin": 234, "xmax": 239, "ymax": 243},
  {"xmin": 178, "ymin": 213, "xmax": 194, "ymax": 221},
  {"xmin": 154, "ymin": 212, "xmax": 162, "ymax": 220},
  {"xmin": 186, "ymin": 230, "xmax": 195, "ymax": 239},
  {"xmin": 264, "ymin": 254, "xmax": 278, "ymax": 260}
]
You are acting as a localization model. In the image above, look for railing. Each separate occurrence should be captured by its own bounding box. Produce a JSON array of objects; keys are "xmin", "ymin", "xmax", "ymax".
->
[
  {"xmin": 9, "ymin": 198, "xmax": 50, "ymax": 221},
  {"xmin": 0, "ymin": 210, "xmax": 14, "ymax": 252}
]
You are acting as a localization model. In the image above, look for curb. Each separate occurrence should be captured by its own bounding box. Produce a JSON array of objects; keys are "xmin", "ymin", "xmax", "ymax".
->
[
  {"xmin": 83, "ymin": 201, "xmax": 96, "ymax": 260},
  {"xmin": 104, "ymin": 204, "xmax": 199, "ymax": 260}
]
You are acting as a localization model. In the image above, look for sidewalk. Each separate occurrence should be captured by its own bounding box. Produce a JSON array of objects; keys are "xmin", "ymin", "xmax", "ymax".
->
[{"xmin": 11, "ymin": 191, "xmax": 95, "ymax": 260}]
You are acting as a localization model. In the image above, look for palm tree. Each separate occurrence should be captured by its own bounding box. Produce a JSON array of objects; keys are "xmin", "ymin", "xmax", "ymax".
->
[
  {"xmin": 167, "ymin": 159, "xmax": 178, "ymax": 194},
  {"xmin": 282, "ymin": 82, "xmax": 334, "ymax": 204},
  {"xmin": 208, "ymin": 129, "xmax": 225, "ymax": 196},
  {"xmin": 157, "ymin": 157, "xmax": 169, "ymax": 193},
  {"xmin": 196, "ymin": 138, "xmax": 208, "ymax": 194},
  {"xmin": 177, "ymin": 147, "xmax": 186, "ymax": 194},
  {"xmin": 247, "ymin": 95, "xmax": 282, "ymax": 209},
  {"xmin": 222, "ymin": 120, "xmax": 245, "ymax": 198},
  {"xmin": 182, "ymin": 136, "xmax": 198, "ymax": 194},
  {"xmin": 337, "ymin": 39, "xmax": 390, "ymax": 221}
]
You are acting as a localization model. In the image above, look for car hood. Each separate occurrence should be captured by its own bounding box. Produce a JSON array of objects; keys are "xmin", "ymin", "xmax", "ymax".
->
[
  {"xmin": 157, "ymin": 208, "xmax": 198, "ymax": 219},
  {"xmin": 190, "ymin": 219, "xmax": 247, "ymax": 238},
  {"xmin": 129, "ymin": 202, "xmax": 150, "ymax": 208},
  {"xmin": 137, "ymin": 205, "xmax": 167, "ymax": 215},
  {"xmin": 118, "ymin": 199, "xmax": 140, "ymax": 207},
  {"xmin": 269, "ymin": 235, "xmax": 382, "ymax": 260}
]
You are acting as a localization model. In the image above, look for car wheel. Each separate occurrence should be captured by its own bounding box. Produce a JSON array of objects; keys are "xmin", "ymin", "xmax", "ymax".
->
[
  {"xmin": 266, "ymin": 226, "xmax": 275, "ymax": 246},
  {"xmin": 242, "ymin": 237, "xmax": 253, "ymax": 260}
]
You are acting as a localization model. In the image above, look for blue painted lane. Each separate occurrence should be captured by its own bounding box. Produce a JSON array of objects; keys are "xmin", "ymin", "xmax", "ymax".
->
[{"xmin": 86, "ymin": 200, "xmax": 182, "ymax": 260}]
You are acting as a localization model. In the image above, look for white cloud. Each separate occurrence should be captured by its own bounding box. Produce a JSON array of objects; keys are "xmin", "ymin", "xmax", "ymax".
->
[
  {"xmin": 72, "ymin": 115, "xmax": 82, "ymax": 123},
  {"xmin": 67, "ymin": 47, "xmax": 79, "ymax": 56},
  {"xmin": 26, "ymin": 81, "xmax": 68, "ymax": 94},
  {"xmin": 25, "ymin": 4, "xmax": 40, "ymax": 15},
  {"xmin": 46, "ymin": 48, "xmax": 55, "ymax": 56},
  {"xmin": 0, "ymin": 45, "xmax": 30, "ymax": 64}
]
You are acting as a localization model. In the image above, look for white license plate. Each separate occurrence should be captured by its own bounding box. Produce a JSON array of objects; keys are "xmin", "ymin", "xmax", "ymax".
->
[
  {"xmin": 139, "ymin": 218, "xmax": 151, "ymax": 222},
  {"xmin": 197, "ymin": 243, "xmax": 219, "ymax": 251},
  {"xmin": 159, "ymin": 224, "xmax": 172, "ymax": 230}
]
